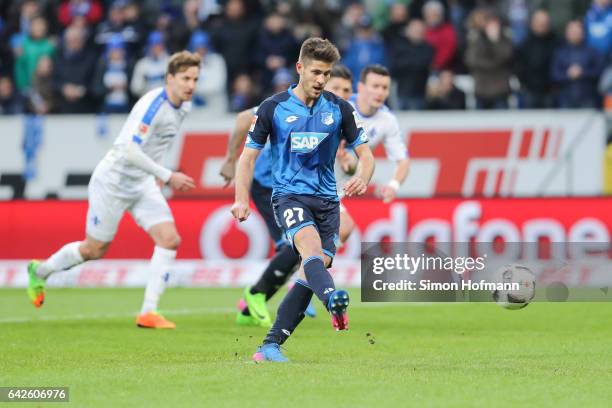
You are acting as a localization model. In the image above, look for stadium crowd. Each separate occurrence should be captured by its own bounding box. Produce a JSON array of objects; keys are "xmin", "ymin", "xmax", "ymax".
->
[{"xmin": 0, "ymin": 0, "xmax": 610, "ymax": 115}]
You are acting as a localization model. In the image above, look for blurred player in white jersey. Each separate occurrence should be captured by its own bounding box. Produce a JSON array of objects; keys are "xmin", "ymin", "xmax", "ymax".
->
[
  {"xmin": 337, "ymin": 64, "xmax": 410, "ymax": 241},
  {"xmin": 26, "ymin": 51, "xmax": 201, "ymax": 329}
]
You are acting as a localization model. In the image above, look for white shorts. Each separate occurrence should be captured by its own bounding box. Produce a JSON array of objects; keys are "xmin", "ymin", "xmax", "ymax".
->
[{"xmin": 86, "ymin": 174, "xmax": 173, "ymax": 242}]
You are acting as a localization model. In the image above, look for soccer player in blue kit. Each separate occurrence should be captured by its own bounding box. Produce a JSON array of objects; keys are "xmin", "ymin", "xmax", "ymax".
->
[
  {"xmin": 220, "ymin": 65, "xmax": 354, "ymax": 328},
  {"xmin": 231, "ymin": 38, "xmax": 375, "ymax": 362}
]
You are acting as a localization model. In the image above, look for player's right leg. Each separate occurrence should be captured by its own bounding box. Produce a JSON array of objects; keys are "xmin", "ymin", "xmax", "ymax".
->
[
  {"xmin": 28, "ymin": 236, "xmax": 110, "ymax": 308},
  {"xmin": 238, "ymin": 181, "xmax": 300, "ymax": 327},
  {"xmin": 28, "ymin": 176, "xmax": 122, "ymax": 308}
]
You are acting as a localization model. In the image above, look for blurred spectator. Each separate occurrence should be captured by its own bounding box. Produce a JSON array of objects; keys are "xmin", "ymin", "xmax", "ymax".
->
[
  {"xmin": 57, "ymin": 0, "xmax": 103, "ymax": 29},
  {"xmin": 410, "ymin": 0, "xmax": 450, "ymax": 20},
  {"xmin": 426, "ymin": 69, "xmax": 466, "ymax": 109},
  {"xmin": 424, "ymin": 0, "xmax": 457, "ymax": 71},
  {"xmin": 465, "ymin": 12, "xmax": 513, "ymax": 109},
  {"xmin": 229, "ymin": 73, "xmax": 258, "ymax": 112},
  {"xmin": 14, "ymin": 16, "xmax": 56, "ymax": 94},
  {"xmin": 130, "ymin": 31, "xmax": 169, "ymax": 98},
  {"xmin": 167, "ymin": 0, "xmax": 203, "ymax": 53},
  {"xmin": 599, "ymin": 54, "xmax": 612, "ymax": 111},
  {"xmin": 210, "ymin": 0, "xmax": 259, "ymax": 93},
  {"xmin": 515, "ymin": 10, "xmax": 557, "ymax": 108},
  {"xmin": 52, "ymin": 24, "xmax": 97, "ymax": 113},
  {"xmin": 531, "ymin": 0, "xmax": 591, "ymax": 38},
  {"xmin": 271, "ymin": 68, "xmax": 295, "ymax": 94},
  {"xmin": 552, "ymin": 20, "xmax": 604, "ymax": 108},
  {"xmin": 373, "ymin": 0, "xmax": 411, "ymax": 32},
  {"xmin": 390, "ymin": 19, "xmax": 435, "ymax": 110},
  {"xmin": 0, "ymin": 75, "xmax": 23, "ymax": 114},
  {"xmin": 333, "ymin": 3, "xmax": 366, "ymax": 52},
  {"xmin": 26, "ymin": 56, "xmax": 54, "ymax": 114},
  {"xmin": 584, "ymin": 0, "xmax": 612, "ymax": 57},
  {"xmin": 498, "ymin": 0, "xmax": 530, "ymax": 45},
  {"xmin": 93, "ymin": 34, "xmax": 131, "ymax": 113},
  {"xmin": 381, "ymin": 3, "xmax": 410, "ymax": 44},
  {"xmin": 5, "ymin": 0, "xmax": 41, "ymax": 47},
  {"xmin": 189, "ymin": 30, "xmax": 227, "ymax": 112},
  {"xmin": 256, "ymin": 12, "xmax": 299, "ymax": 93},
  {"xmin": 342, "ymin": 14, "xmax": 387, "ymax": 88},
  {"xmin": 95, "ymin": 0, "xmax": 143, "ymax": 57}
]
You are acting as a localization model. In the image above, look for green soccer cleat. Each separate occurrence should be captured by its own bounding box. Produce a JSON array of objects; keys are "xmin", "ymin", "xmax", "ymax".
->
[
  {"xmin": 27, "ymin": 260, "xmax": 46, "ymax": 308},
  {"xmin": 236, "ymin": 312, "xmax": 260, "ymax": 327},
  {"xmin": 243, "ymin": 287, "xmax": 272, "ymax": 327}
]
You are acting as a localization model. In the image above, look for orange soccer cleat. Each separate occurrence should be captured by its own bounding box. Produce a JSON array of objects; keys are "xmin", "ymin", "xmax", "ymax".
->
[{"xmin": 136, "ymin": 311, "xmax": 176, "ymax": 329}]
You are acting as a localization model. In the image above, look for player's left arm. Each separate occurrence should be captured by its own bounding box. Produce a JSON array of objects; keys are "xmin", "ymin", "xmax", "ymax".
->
[
  {"xmin": 230, "ymin": 99, "xmax": 273, "ymax": 221},
  {"xmin": 380, "ymin": 116, "xmax": 410, "ymax": 203},
  {"xmin": 338, "ymin": 99, "xmax": 374, "ymax": 197}
]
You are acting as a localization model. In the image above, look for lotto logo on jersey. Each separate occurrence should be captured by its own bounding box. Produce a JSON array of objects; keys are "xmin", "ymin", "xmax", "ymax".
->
[
  {"xmin": 249, "ymin": 115, "xmax": 258, "ymax": 132},
  {"xmin": 138, "ymin": 123, "xmax": 148, "ymax": 135},
  {"xmin": 290, "ymin": 132, "xmax": 329, "ymax": 153}
]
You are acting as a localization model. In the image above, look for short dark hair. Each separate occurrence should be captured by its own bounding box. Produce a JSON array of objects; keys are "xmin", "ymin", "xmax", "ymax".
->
[
  {"xmin": 167, "ymin": 51, "xmax": 201, "ymax": 76},
  {"xmin": 331, "ymin": 64, "xmax": 352, "ymax": 81},
  {"xmin": 359, "ymin": 64, "xmax": 390, "ymax": 83},
  {"xmin": 299, "ymin": 37, "xmax": 340, "ymax": 65}
]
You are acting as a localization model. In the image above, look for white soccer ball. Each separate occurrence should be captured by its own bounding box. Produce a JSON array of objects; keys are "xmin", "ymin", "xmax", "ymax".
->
[{"xmin": 492, "ymin": 264, "xmax": 536, "ymax": 310}]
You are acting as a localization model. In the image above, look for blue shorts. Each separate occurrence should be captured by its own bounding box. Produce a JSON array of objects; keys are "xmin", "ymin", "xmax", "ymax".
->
[
  {"xmin": 251, "ymin": 180, "xmax": 286, "ymax": 250},
  {"xmin": 272, "ymin": 195, "xmax": 340, "ymax": 260}
]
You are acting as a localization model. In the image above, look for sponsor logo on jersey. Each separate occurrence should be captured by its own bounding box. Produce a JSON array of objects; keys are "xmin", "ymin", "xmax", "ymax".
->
[
  {"xmin": 290, "ymin": 132, "xmax": 329, "ymax": 153},
  {"xmin": 321, "ymin": 112, "xmax": 334, "ymax": 125},
  {"xmin": 249, "ymin": 115, "xmax": 258, "ymax": 132},
  {"xmin": 286, "ymin": 115, "xmax": 299, "ymax": 123}
]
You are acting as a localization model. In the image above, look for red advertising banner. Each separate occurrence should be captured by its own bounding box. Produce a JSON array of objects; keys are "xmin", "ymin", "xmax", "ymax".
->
[{"xmin": 1, "ymin": 198, "xmax": 610, "ymax": 260}]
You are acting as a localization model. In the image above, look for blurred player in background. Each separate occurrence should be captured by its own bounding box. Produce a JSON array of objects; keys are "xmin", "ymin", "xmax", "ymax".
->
[
  {"xmin": 231, "ymin": 38, "xmax": 374, "ymax": 362},
  {"xmin": 26, "ymin": 51, "xmax": 201, "ymax": 329},
  {"xmin": 336, "ymin": 64, "xmax": 411, "ymax": 242},
  {"xmin": 219, "ymin": 64, "xmax": 354, "ymax": 328}
]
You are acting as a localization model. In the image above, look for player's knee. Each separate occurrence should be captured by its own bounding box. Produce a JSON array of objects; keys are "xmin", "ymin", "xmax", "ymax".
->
[
  {"xmin": 156, "ymin": 232, "xmax": 181, "ymax": 250},
  {"xmin": 80, "ymin": 241, "xmax": 109, "ymax": 260}
]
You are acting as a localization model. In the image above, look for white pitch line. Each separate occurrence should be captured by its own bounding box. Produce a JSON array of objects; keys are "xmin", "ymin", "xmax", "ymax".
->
[
  {"xmin": 0, "ymin": 307, "xmax": 235, "ymax": 324},
  {"xmin": 0, "ymin": 303, "xmax": 464, "ymax": 324}
]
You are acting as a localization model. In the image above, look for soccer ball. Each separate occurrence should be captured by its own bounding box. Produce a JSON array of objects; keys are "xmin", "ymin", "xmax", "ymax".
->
[{"xmin": 492, "ymin": 264, "xmax": 536, "ymax": 310}]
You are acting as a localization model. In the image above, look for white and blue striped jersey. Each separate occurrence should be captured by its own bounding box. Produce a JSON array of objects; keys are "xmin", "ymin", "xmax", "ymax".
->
[{"xmin": 96, "ymin": 87, "xmax": 191, "ymax": 196}]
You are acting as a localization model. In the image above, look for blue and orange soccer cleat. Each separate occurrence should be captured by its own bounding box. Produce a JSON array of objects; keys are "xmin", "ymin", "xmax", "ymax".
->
[
  {"xmin": 252, "ymin": 343, "xmax": 289, "ymax": 363},
  {"xmin": 328, "ymin": 289, "xmax": 349, "ymax": 331},
  {"xmin": 27, "ymin": 260, "xmax": 45, "ymax": 308}
]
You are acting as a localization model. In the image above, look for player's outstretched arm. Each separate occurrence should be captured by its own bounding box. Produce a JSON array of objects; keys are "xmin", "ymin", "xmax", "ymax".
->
[
  {"xmin": 220, "ymin": 109, "xmax": 255, "ymax": 187},
  {"xmin": 343, "ymin": 144, "xmax": 374, "ymax": 197},
  {"xmin": 381, "ymin": 158, "xmax": 410, "ymax": 203},
  {"xmin": 231, "ymin": 147, "xmax": 260, "ymax": 222},
  {"xmin": 125, "ymin": 141, "xmax": 195, "ymax": 191}
]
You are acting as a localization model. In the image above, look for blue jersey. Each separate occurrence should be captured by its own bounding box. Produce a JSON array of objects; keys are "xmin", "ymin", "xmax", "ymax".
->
[{"xmin": 246, "ymin": 85, "xmax": 368, "ymax": 200}]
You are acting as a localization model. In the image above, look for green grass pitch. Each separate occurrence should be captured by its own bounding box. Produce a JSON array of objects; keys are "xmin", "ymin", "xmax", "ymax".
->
[{"xmin": 1, "ymin": 287, "xmax": 611, "ymax": 407}]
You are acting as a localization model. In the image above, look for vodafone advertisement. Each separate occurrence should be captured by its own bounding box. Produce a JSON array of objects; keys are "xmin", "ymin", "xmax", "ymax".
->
[{"xmin": 0, "ymin": 198, "xmax": 610, "ymax": 288}]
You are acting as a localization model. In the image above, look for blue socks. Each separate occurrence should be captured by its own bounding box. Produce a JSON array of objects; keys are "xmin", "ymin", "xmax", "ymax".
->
[
  {"xmin": 263, "ymin": 280, "xmax": 313, "ymax": 346},
  {"xmin": 303, "ymin": 256, "xmax": 336, "ymax": 308}
]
